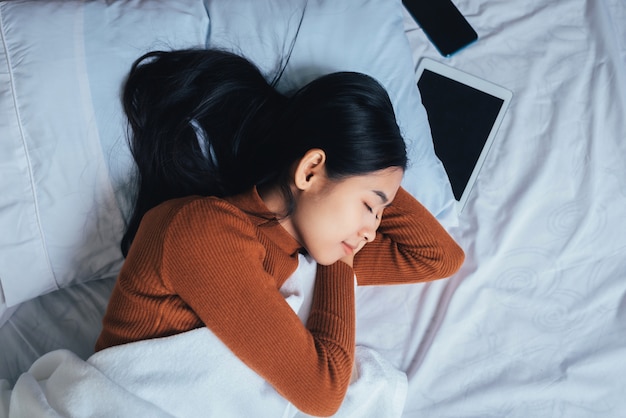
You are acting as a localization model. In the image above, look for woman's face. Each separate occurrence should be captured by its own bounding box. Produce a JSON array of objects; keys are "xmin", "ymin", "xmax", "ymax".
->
[{"xmin": 285, "ymin": 165, "xmax": 404, "ymax": 266}]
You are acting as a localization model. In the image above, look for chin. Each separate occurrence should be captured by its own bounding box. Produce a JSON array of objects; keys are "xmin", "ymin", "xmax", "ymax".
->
[{"xmin": 308, "ymin": 252, "xmax": 339, "ymax": 266}]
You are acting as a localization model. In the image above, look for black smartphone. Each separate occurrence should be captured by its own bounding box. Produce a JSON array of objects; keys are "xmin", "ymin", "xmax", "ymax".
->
[{"xmin": 402, "ymin": 0, "xmax": 478, "ymax": 57}]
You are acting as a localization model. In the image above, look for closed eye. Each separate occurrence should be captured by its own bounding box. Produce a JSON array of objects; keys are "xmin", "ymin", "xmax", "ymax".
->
[{"xmin": 364, "ymin": 203, "xmax": 380, "ymax": 219}]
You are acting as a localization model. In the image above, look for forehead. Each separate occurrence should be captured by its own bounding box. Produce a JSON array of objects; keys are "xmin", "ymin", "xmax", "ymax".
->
[{"xmin": 335, "ymin": 167, "xmax": 403, "ymax": 195}]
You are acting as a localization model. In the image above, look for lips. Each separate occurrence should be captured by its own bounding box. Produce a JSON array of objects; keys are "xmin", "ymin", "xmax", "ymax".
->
[{"xmin": 342, "ymin": 242, "xmax": 356, "ymax": 255}]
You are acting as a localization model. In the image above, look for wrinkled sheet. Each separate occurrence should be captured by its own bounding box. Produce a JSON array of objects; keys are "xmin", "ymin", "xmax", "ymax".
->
[
  {"xmin": 385, "ymin": 0, "xmax": 626, "ymax": 416},
  {"xmin": 0, "ymin": 256, "xmax": 408, "ymax": 418},
  {"xmin": 0, "ymin": 332, "xmax": 406, "ymax": 418}
]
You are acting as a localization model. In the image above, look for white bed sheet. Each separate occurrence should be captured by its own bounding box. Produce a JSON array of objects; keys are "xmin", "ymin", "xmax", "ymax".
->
[
  {"xmin": 0, "ymin": 277, "xmax": 115, "ymax": 386},
  {"xmin": 1, "ymin": 0, "xmax": 625, "ymax": 416},
  {"xmin": 388, "ymin": 0, "xmax": 626, "ymax": 416}
]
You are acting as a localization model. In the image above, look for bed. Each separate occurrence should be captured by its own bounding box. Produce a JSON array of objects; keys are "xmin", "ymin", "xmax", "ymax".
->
[{"xmin": 1, "ymin": 0, "xmax": 625, "ymax": 416}]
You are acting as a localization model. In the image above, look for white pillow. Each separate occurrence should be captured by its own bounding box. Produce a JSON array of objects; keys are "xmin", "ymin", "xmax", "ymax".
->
[
  {"xmin": 205, "ymin": 0, "xmax": 458, "ymax": 222},
  {"xmin": 0, "ymin": 0, "xmax": 457, "ymax": 318},
  {"xmin": 0, "ymin": 0, "xmax": 209, "ymax": 314}
]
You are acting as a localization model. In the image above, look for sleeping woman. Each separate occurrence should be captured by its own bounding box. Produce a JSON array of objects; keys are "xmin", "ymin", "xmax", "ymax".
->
[{"xmin": 95, "ymin": 49, "xmax": 464, "ymax": 416}]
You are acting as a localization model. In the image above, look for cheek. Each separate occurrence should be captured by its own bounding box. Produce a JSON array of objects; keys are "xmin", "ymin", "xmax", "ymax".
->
[
  {"xmin": 291, "ymin": 203, "xmax": 349, "ymax": 263},
  {"xmin": 293, "ymin": 188, "xmax": 364, "ymax": 242},
  {"xmin": 296, "ymin": 223, "xmax": 338, "ymax": 265},
  {"xmin": 313, "ymin": 201, "xmax": 354, "ymax": 235},
  {"xmin": 303, "ymin": 210, "xmax": 341, "ymax": 245},
  {"xmin": 313, "ymin": 207, "xmax": 364, "ymax": 255}
]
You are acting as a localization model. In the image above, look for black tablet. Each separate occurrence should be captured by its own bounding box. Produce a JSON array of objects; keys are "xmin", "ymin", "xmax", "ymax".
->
[{"xmin": 416, "ymin": 58, "xmax": 512, "ymax": 212}]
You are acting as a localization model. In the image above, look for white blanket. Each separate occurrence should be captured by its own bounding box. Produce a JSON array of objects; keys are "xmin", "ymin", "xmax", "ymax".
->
[{"xmin": 0, "ymin": 255, "xmax": 407, "ymax": 418}]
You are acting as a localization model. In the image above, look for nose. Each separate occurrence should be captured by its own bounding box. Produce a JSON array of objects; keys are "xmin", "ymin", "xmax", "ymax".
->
[
  {"xmin": 359, "ymin": 218, "xmax": 380, "ymax": 243},
  {"xmin": 361, "ymin": 229, "xmax": 375, "ymax": 243}
]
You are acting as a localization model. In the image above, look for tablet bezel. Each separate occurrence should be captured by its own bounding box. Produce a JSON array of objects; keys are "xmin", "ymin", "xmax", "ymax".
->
[{"xmin": 416, "ymin": 58, "xmax": 512, "ymax": 213}]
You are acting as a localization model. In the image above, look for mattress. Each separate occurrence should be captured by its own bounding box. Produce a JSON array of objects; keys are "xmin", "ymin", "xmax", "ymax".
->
[
  {"xmin": 397, "ymin": 0, "xmax": 626, "ymax": 415},
  {"xmin": 1, "ymin": 0, "xmax": 625, "ymax": 416}
]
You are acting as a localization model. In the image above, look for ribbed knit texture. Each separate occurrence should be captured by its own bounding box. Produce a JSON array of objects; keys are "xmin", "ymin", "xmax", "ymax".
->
[{"xmin": 96, "ymin": 187, "xmax": 463, "ymax": 415}]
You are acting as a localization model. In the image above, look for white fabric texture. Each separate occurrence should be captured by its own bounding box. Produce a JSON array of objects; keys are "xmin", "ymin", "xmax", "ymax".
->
[
  {"xmin": 3, "ymin": 0, "xmax": 625, "ymax": 417},
  {"xmin": 0, "ymin": 0, "xmax": 209, "ymax": 312},
  {"xmin": 393, "ymin": 0, "xmax": 626, "ymax": 416},
  {"xmin": 0, "ymin": 338, "xmax": 406, "ymax": 418},
  {"xmin": 0, "ymin": 255, "xmax": 407, "ymax": 418}
]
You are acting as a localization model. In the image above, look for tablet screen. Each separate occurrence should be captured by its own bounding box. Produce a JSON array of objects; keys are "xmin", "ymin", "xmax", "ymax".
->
[{"xmin": 416, "ymin": 59, "xmax": 512, "ymax": 212}]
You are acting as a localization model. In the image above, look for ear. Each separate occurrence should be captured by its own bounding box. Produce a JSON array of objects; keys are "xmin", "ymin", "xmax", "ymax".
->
[{"xmin": 293, "ymin": 149, "xmax": 327, "ymax": 191}]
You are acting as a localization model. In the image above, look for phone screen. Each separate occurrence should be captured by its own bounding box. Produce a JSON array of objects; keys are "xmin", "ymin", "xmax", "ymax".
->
[{"xmin": 403, "ymin": 0, "xmax": 478, "ymax": 57}]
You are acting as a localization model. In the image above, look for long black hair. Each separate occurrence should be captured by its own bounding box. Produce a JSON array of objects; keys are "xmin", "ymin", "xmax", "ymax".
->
[{"xmin": 120, "ymin": 48, "xmax": 407, "ymax": 256}]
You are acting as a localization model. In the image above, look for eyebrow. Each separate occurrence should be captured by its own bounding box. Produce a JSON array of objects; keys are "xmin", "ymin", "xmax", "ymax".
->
[{"xmin": 372, "ymin": 190, "xmax": 391, "ymax": 206}]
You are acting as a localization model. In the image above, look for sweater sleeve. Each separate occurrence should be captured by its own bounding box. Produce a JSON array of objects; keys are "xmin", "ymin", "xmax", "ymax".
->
[
  {"xmin": 354, "ymin": 187, "xmax": 465, "ymax": 285},
  {"xmin": 161, "ymin": 199, "xmax": 355, "ymax": 416}
]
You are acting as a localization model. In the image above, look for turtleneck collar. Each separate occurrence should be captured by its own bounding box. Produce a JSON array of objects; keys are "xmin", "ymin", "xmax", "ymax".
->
[{"xmin": 224, "ymin": 187, "xmax": 303, "ymax": 257}]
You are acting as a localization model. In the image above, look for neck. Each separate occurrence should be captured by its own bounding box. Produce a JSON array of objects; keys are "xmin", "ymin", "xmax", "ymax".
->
[
  {"xmin": 257, "ymin": 184, "xmax": 288, "ymax": 218},
  {"xmin": 257, "ymin": 184, "xmax": 300, "ymax": 245}
]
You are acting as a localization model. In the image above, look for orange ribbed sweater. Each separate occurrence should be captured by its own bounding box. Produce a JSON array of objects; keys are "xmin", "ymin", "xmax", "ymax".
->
[{"xmin": 96, "ymin": 187, "xmax": 464, "ymax": 416}]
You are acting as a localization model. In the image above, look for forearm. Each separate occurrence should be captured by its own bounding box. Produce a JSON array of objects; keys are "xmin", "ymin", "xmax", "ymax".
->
[
  {"xmin": 354, "ymin": 187, "xmax": 465, "ymax": 285},
  {"xmin": 301, "ymin": 262, "xmax": 356, "ymax": 409},
  {"xmin": 157, "ymin": 198, "xmax": 359, "ymax": 416},
  {"xmin": 171, "ymin": 262, "xmax": 356, "ymax": 416}
]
